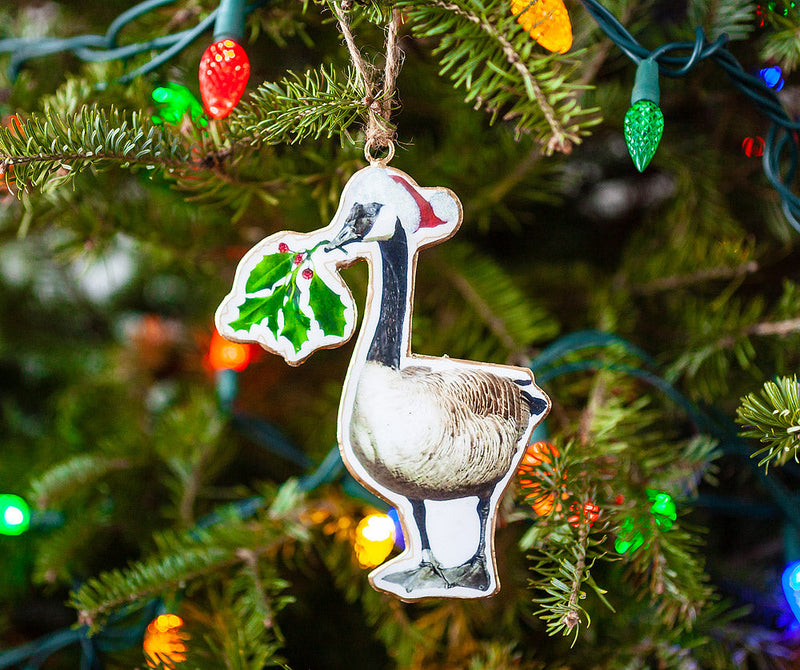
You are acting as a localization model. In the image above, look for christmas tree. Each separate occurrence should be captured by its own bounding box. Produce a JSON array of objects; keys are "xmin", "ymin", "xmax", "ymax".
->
[{"xmin": 1, "ymin": 0, "xmax": 800, "ymax": 668}]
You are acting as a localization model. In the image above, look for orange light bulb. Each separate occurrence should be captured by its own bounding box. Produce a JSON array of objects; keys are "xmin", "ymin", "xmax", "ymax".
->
[
  {"xmin": 510, "ymin": 0, "xmax": 573, "ymax": 53},
  {"xmin": 143, "ymin": 614, "xmax": 189, "ymax": 669},
  {"xmin": 208, "ymin": 329, "xmax": 251, "ymax": 371},
  {"xmin": 518, "ymin": 441, "xmax": 567, "ymax": 517}
]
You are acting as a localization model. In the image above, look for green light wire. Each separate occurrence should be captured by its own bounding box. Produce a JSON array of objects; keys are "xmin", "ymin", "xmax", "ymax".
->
[
  {"xmin": 0, "ymin": 0, "xmax": 267, "ymax": 83},
  {"xmin": 106, "ymin": 0, "xmax": 179, "ymax": 46},
  {"xmin": 579, "ymin": 0, "xmax": 800, "ymax": 233}
]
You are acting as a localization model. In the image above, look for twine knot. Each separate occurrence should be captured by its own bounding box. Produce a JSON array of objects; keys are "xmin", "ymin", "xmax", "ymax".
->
[{"xmin": 333, "ymin": 4, "xmax": 403, "ymax": 155}]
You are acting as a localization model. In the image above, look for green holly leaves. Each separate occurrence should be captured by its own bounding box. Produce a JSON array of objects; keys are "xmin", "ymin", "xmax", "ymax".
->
[
  {"xmin": 308, "ymin": 273, "xmax": 346, "ymax": 338},
  {"xmin": 227, "ymin": 248, "xmax": 347, "ymax": 354},
  {"xmin": 245, "ymin": 251, "xmax": 294, "ymax": 293}
]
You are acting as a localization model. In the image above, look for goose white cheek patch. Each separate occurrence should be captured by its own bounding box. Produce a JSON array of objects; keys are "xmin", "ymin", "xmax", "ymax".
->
[{"xmin": 216, "ymin": 166, "xmax": 550, "ymax": 600}]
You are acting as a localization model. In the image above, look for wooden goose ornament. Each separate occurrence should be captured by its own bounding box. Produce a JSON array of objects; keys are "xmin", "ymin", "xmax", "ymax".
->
[{"xmin": 216, "ymin": 166, "xmax": 550, "ymax": 600}]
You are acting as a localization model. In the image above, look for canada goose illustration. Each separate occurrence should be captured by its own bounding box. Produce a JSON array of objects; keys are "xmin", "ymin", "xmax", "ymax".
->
[
  {"xmin": 323, "ymin": 169, "xmax": 549, "ymax": 598},
  {"xmin": 216, "ymin": 166, "xmax": 550, "ymax": 599}
]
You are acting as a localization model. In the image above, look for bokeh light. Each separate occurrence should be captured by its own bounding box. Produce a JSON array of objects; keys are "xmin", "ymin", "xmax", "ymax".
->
[{"xmin": 0, "ymin": 495, "xmax": 30, "ymax": 536}]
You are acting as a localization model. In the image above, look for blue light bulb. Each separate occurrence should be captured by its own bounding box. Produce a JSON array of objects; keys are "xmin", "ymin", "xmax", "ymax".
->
[
  {"xmin": 387, "ymin": 507, "xmax": 405, "ymax": 551},
  {"xmin": 759, "ymin": 66, "xmax": 783, "ymax": 88},
  {"xmin": 789, "ymin": 563, "xmax": 800, "ymax": 591},
  {"xmin": 781, "ymin": 561, "xmax": 800, "ymax": 624}
]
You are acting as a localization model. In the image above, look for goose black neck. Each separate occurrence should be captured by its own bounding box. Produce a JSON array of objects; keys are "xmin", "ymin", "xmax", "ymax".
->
[{"xmin": 367, "ymin": 218, "xmax": 407, "ymax": 368}]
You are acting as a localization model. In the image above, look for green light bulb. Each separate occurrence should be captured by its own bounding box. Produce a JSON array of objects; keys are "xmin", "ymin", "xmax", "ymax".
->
[
  {"xmin": 647, "ymin": 489, "xmax": 677, "ymax": 528},
  {"xmin": 625, "ymin": 58, "xmax": 664, "ymax": 172},
  {"xmin": 624, "ymin": 100, "xmax": 664, "ymax": 172},
  {"xmin": 0, "ymin": 494, "xmax": 30, "ymax": 535},
  {"xmin": 151, "ymin": 83, "xmax": 208, "ymax": 128},
  {"xmin": 615, "ymin": 518, "xmax": 645, "ymax": 554}
]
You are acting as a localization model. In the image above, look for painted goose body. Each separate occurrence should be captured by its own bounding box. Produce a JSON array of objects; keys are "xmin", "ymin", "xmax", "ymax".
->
[
  {"xmin": 351, "ymin": 363, "xmax": 531, "ymax": 500},
  {"xmin": 323, "ymin": 169, "xmax": 550, "ymax": 598}
]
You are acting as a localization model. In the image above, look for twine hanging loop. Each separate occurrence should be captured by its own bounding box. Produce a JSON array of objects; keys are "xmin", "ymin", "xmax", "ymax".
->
[{"xmin": 332, "ymin": 4, "xmax": 403, "ymax": 165}]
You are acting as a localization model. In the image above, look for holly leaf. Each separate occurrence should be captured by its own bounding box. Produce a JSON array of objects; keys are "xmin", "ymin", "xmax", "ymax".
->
[
  {"xmin": 245, "ymin": 252, "xmax": 294, "ymax": 293},
  {"xmin": 229, "ymin": 284, "xmax": 288, "ymax": 332},
  {"xmin": 308, "ymin": 274, "xmax": 347, "ymax": 337},
  {"xmin": 280, "ymin": 300, "xmax": 312, "ymax": 353}
]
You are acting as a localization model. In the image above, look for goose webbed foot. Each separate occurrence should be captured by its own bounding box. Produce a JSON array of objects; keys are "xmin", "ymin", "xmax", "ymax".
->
[
  {"xmin": 381, "ymin": 550, "xmax": 453, "ymax": 593},
  {"xmin": 444, "ymin": 554, "xmax": 491, "ymax": 591}
]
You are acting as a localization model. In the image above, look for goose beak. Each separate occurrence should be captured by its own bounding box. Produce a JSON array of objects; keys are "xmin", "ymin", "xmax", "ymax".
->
[{"xmin": 324, "ymin": 226, "xmax": 359, "ymax": 252}]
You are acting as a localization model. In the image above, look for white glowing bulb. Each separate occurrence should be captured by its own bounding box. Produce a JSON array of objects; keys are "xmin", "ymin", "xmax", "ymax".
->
[
  {"xmin": 4, "ymin": 506, "xmax": 23, "ymax": 526},
  {"xmin": 361, "ymin": 515, "xmax": 395, "ymax": 542}
]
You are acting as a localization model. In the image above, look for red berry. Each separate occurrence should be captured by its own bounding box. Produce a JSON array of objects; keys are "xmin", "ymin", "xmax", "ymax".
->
[
  {"xmin": 278, "ymin": 243, "xmax": 289, "ymax": 253},
  {"xmin": 293, "ymin": 253, "xmax": 304, "ymax": 266},
  {"xmin": 302, "ymin": 268, "xmax": 314, "ymax": 280}
]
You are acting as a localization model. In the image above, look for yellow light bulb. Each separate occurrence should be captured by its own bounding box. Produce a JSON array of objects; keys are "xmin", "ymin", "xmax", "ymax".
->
[{"xmin": 354, "ymin": 513, "xmax": 396, "ymax": 568}]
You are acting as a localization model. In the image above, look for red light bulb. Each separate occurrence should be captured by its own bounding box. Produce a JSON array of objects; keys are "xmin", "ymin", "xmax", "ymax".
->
[
  {"xmin": 742, "ymin": 136, "xmax": 765, "ymax": 157},
  {"xmin": 198, "ymin": 38, "xmax": 250, "ymax": 119}
]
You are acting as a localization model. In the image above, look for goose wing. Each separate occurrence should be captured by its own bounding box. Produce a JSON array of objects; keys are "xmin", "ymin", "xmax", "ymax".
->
[{"xmin": 402, "ymin": 366, "xmax": 530, "ymax": 432}]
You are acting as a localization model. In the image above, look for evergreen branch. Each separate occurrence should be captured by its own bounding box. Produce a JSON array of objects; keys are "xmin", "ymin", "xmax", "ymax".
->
[
  {"xmin": 669, "ymin": 312, "xmax": 800, "ymax": 398},
  {"xmin": 69, "ymin": 499, "xmax": 301, "ymax": 632},
  {"xmin": 530, "ymin": 529, "xmax": 607, "ymax": 641},
  {"xmin": 28, "ymin": 454, "xmax": 133, "ymax": 509},
  {"xmin": 761, "ymin": 24, "xmax": 800, "ymax": 70},
  {"xmin": 578, "ymin": 372, "xmax": 608, "ymax": 447},
  {"xmin": 737, "ymin": 376, "xmax": 800, "ymax": 468},
  {"xmin": 397, "ymin": 0, "xmax": 597, "ymax": 153},
  {"xmin": 465, "ymin": 145, "xmax": 543, "ymax": 215},
  {"xmin": 229, "ymin": 65, "xmax": 373, "ymax": 146},
  {"xmin": 632, "ymin": 260, "xmax": 759, "ymax": 295},
  {"xmin": 523, "ymin": 443, "xmax": 610, "ymax": 640},
  {"xmin": 563, "ymin": 517, "xmax": 590, "ymax": 634},
  {"xmin": 71, "ymin": 535, "xmax": 233, "ymax": 631},
  {"xmin": 432, "ymin": 241, "xmax": 559, "ymax": 360},
  {"xmin": 688, "ymin": 0, "xmax": 757, "ymax": 41},
  {"xmin": 621, "ymin": 514, "xmax": 713, "ymax": 630},
  {"xmin": 235, "ymin": 549, "xmax": 284, "ymax": 639},
  {"xmin": 0, "ymin": 107, "xmax": 196, "ymax": 192},
  {"xmin": 740, "ymin": 317, "xmax": 800, "ymax": 339},
  {"xmin": 223, "ymin": 559, "xmax": 292, "ymax": 664},
  {"xmin": 183, "ymin": 571, "xmax": 292, "ymax": 670},
  {"xmin": 445, "ymin": 264, "xmax": 519, "ymax": 353},
  {"xmin": 31, "ymin": 503, "xmax": 112, "ymax": 586},
  {"xmin": 432, "ymin": 0, "xmax": 565, "ymax": 146},
  {"xmin": 664, "ymin": 291, "xmax": 770, "ymax": 398}
]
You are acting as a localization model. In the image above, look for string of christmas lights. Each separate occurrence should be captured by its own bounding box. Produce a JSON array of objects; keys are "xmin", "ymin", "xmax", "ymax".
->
[
  {"xmin": 578, "ymin": 0, "xmax": 800, "ymax": 232},
  {"xmin": 2, "ymin": 0, "xmax": 799, "ymax": 228},
  {"xmin": 0, "ymin": 0, "xmax": 265, "ymax": 87}
]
